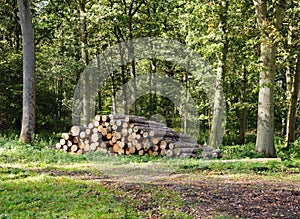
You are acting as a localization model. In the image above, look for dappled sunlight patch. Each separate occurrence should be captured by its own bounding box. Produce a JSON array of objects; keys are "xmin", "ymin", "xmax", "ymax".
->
[{"xmin": 86, "ymin": 153, "xmax": 188, "ymax": 183}]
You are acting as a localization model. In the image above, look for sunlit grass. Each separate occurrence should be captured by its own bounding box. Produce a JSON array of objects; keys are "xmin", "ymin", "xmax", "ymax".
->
[
  {"xmin": 0, "ymin": 137, "xmax": 87, "ymax": 164},
  {"xmin": 0, "ymin": 170, "xmax": 191, "ymax": 218},
  {"xmin": 0, "ymin": 175, "xmax": 137, "ymax": 218}
]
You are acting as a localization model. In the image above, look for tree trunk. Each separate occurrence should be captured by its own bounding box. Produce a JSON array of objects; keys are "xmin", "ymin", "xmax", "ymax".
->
[
  {"xmin": 210, "ymin": 58, "xmax": 225, "ymax": 149},
  {"xmin": 150, "ymin": 60, "xmax": 157, "ymax": 114},
  {"xmin": 119, "ymin": 39, "xmax": 128, "ymax": 114},
  {"xmin": 239, "ymin": 64, "xmax": 248, "ymax": 144},
  {"xmin": 285, "ymin": 27, "xmax": 293, "ymax": 132},
  {"xmin": 96, "ymin": 56, "xmax": 102, "ymax": 114},
  {"xmin": 79, "ymin": 0, "xmax": 90, "ymax": 127},
  {"xmin": 18, "ymin": 0, "xmax": 36, "ymax": 144},
  {"xmin": 128, "ymin": 0, "xmax": 140, "ymax": 115},
  {"xmin": 128, "ymin": 26, "xmax": 137, "ymax": 115},
  {"xmin": 253, "ymin": 0, "xmax": 286, "ymax": 157},
  {"xmin": 113, "ymin": 25, "xmax": 128, "ymax": 115},
  {"xmin": 209, "ymin": 0, "xmax": 227, "ymax": 149},
  {"xmin": 255, "ymin": 39, "xmax": 276, "ymax": 157},
  {"xmin": 184, "ymin": 71, "xmax": 188, "ymax": 134},
  {"xmin": 285, "ymin": 46, "xmax": 300, "ymax": 147}
]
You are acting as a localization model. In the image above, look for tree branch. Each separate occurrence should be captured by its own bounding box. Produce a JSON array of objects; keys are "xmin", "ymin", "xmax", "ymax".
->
[
  {"xmin": 275, "ymin": 0, "xmax": 287, "ymax": 29},
  {"xmin": 131, "ymin": 0, "xmax": 145, "ymax": 17},
  {"xmin": 35, "ymin": 23, "xmax": 62, "ymax": 46}
]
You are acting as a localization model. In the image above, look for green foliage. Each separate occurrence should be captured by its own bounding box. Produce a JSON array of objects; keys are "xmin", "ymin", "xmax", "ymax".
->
[
  {"xmin": 197, "ymin": 131, "xmax": 210, "ymax": 145},
  {"xmin": 221, "ymin": 144, "xmax": 264, "ymax": 159},
  {"xmin": 277, "ymin": 140, "xmax": 300, "ymax": 160},
  {"xmin": 1, "ymin": 0, "xmax": 300, "ymax": 157},
  {"xmin": 0, "ymin": 52, "xmax": 22, "ymax": 130},
  {"xmin": 221, "ymin": 135, "xmax": 300, "ymax": 160}
]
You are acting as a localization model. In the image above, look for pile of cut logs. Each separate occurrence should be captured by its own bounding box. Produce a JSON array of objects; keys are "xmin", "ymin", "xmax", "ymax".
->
[{"xmin": 55, "ymin": 114, "xmax": 220, "ymax": 158}]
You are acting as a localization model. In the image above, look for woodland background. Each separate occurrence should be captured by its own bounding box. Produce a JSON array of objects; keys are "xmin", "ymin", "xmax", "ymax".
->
[{"xmin": 1, "ymin": 0, "xmax": 300, "ymax": 155}]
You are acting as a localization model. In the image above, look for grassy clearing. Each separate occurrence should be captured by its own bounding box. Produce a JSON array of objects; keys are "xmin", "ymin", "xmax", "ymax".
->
[
  {"xmin": 0, "ymin": 176, "xmax": 134, "ymax": 218},
  {"xmin": 177, "ymin": 159, "xmax": 300, "ymax": 184},
  {"xmin": 0, "ymin": 137, "xmax": 87, "ymax": 164},
  {"xmin": 0, "ymin": 137, "xmax": 192, "ymax": 218},
  {"xmin": 0, "ymin": 134, "xmax": 300, "ymax": 218},
  {"xmin": 0, "ymin": 170, "xmax": 191, "ymax": 219}
]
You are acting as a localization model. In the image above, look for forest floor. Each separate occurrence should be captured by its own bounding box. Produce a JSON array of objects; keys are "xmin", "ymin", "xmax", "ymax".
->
[
  {"xmin": 0, "ymin": 139, "xmax": 300, "ymax": 218},
  {"xmin": 49, "ymin": 162, "xmax": 300, "ymax": 219},
  {"xmin": 1, "ymin": 160, "xmax": 299, "ymax": 219},
  {"xmin": 104, "ymin": 171, "xmax": 300, "ymax": 219}
]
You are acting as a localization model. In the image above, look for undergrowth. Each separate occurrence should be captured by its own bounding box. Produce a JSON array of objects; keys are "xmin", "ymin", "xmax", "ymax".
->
[
  {"xmin": 0, "ymin": 133, "xmax": 299, "ymax": 176},
  {"xmin": 0, "ymin": 135, "xmax": 87, "ymax": 164},
  {"xmin": 220, "ymin": 140, "xmax": 300, "ymax": 160}
]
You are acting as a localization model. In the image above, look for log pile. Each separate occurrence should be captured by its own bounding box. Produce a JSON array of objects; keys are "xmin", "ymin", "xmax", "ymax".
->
[{"xmin": 55, "ymin": 114, "xmax": 221, "ymax": 158}]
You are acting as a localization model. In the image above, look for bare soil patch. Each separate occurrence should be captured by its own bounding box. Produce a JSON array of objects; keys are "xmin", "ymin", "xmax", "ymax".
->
[
  {"xmin": 104, "ymin": 173, "xmax": 300, "ymax": 218},
  {"xmin": 31, "ymin": 163, "xmax": 300, "ymax": 218}
]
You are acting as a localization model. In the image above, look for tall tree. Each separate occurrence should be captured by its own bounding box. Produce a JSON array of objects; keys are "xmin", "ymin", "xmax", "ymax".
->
[
  {"xmin": 79, "ymin": 0, "xmax": 90, "ymax": 127},
  {"xmin": 253, "ymin": 0, "xmax": 286, "ymax": 157},
  {"xmin": 18, "ymin": 0, "xmax": 36, "ymax": 144},
  {"xmin": 209, "ymin": 0, "xmax": 228, "ymax": 149},
  {"xmin": 285, "ymin": 45, "xmax": 300, "ymax": 146},
  {"xmin": 284, "ymin": 1, "xmax": 300, "ymax": 147}
]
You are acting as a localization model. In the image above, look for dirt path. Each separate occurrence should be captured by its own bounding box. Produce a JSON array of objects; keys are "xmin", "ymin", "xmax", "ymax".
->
[
  {"xmin": 74, "ymin": 161, "xmax": 300, "ymax": 219},
  {"xmin": 34, "ymin": 161, "xmax": 300, "ymax": 218},
  {"xmin": 105, "ymin": 174, "xmax": 300, "ymax": 219},
  {"xmin": 165, "ymin": 177, "xmax": 299, "ymax": 218}
]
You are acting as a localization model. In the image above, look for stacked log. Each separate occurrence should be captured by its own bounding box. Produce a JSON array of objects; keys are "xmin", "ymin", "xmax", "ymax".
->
[
  {"xmin": 55, "ymin": 132, "xmax": 84, "ymax": 154},
  {"xmin": 55, "ymin": 114, "xmax": 220, "ymax": 158}
]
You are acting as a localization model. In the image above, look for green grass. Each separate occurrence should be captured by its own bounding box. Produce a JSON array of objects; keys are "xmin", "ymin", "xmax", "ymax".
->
[
  {"xmin": 0, "ymin": 167, "xmax": 191, "ymax": 219},
  {"xmin": 177, "ymin": 159, "xmax": 300, "ymax": 176},
  {"xmin": 220, "ymin": 137, "xmax": 300, "ymax": 160},
  {"xmin": 0, "ymin": 135, "xmax": 192, "ymax": 219},
  {"xmin": 0, "ymin": 176, "xmax": 137, "ymax": 218},
  {"xmin": 0, "ymin": 136, "xmax": 87, "ymax": 164},
  {"xmin": 0, "ymin": 134, "xmax": 300, "ymax": 218}
]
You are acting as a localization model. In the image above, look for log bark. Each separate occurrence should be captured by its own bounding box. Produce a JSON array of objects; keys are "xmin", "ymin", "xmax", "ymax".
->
[
  {"xmin": 56, "ymin": 114, "xmax": 212, "ymax": 158},
  {"xmin": 70, "ymin": 126, "xmax": 87, "ymax": 136}
]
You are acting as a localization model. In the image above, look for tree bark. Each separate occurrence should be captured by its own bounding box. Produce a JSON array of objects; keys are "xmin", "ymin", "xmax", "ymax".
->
[
  {"xmin": 128, "ymin": 14, "xmax": 137, "ymax": 115},
  {"xmin": 184, "ymin": 71, "xmax": 188, "ymax": 134},
  {"xmin": 112, "ymin": 25, "xmax": 128, "ymax": 114},
  {"xmin": 96, "ymin": 56, "xmax": 102, "ymax": 114},
  {"xmin": 253, "ymin": 0, "xmax": 286, "ymax": 157},
  {"xmin": 285, "ymin": 27, "xmax": 293, "ymax": 132},
  {"xmin": 285, "ymin": 45, "xmax": 300, "ymax": 146},
  {"xmin": 239, "ymin": 64, "xmax": 248, "ymax": 144},
  {"xmin": 18, "ymin": 0, "xmax": 36, "ymax": 144},
  {"xmin": 79, "ymin": 0, "xmax": 90, "ymax": 127},
  {"xmin": 150, "ymin": 59, "xmax": 157, "ymax": 114},
  {"xmin": 209, "ymin": 0, "xmax": 227, "ymax": 149},
  {"xmin": 210, "ymin": 57, "xmax": 225, "ymax": 149}
]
